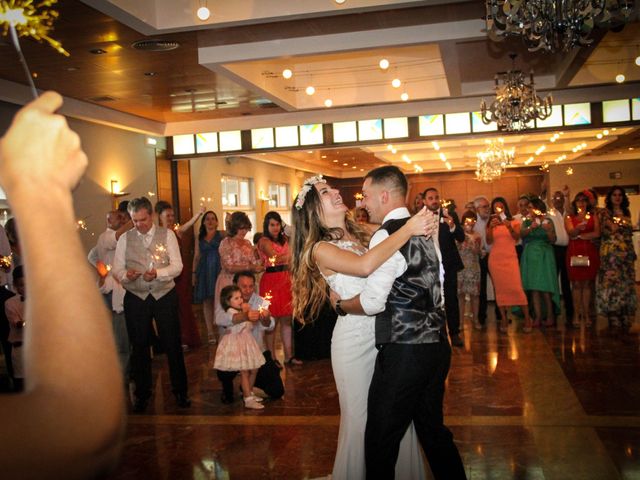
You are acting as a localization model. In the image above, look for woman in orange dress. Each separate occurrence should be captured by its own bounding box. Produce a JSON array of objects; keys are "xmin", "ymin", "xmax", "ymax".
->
[
  {"xmin": 565, "ymin": 191, "xmax": 600, "ymax": 327},
  {"xmin": 486, "ymin": 197, "xmax": 531, "ymax": 333}
]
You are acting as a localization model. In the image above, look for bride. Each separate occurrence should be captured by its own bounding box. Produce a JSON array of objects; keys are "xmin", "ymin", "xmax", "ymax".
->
[{"xmin": 291, "ymin": 175, "xmax": 428, "ymax": 479}]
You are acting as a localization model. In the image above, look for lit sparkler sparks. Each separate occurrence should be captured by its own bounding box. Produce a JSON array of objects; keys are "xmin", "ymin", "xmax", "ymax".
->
[
  {"xmin": 0, "ymin": 0, "xmax": 69, "ymax": 55},
  {"xmin": 268, "ymin": 256, "xmax": 276, "ymax": 267},
  {"xmin": 0, "ymin": 253, "xmax": 12, "ymax": 269}
]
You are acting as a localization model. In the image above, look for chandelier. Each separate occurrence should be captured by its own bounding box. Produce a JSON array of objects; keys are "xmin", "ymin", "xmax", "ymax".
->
[
  {"xmin": 476, "ymin": 138, "xmax": 515, "ymax": 183},
  {"xmin": 480, "ymin": 54, "xmax": 552, "ymax": 132},
  {"xmin": 485, "ymin": 0, "xmax": 635, "ymax": 53}
]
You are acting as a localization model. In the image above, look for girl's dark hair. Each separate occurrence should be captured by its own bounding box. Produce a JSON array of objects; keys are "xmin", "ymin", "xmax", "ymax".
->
[
  {"xmin": 571, "ymin": 192, "xmax": 594, "ymax": 215},
  {"xmin": 460, "ymin": 210, "xmax": 476, "ymax": 224},
  {"xmin": 529, "ymin": 197, "xmax": 547, "ymax": 214},
  {"xmin": 262, "ymin": 211, "xmax": 286, "ymax": 245},
  {"xmin": 198, "ymin": 211, "xmax": 218, "ymax": 240},
  {"xmin": 220, "ymin": 285, "xmax": 241, "ymax": 310},
  {"xmin": 154, "ymin": 200, "xmax": 172, "ymax": 216},
  {"xmin": 605, "ymin": 186, "xmax": 630, "ymax": 217},
  {"xmin": 490, "ymin": 197, "xmax": 512, "ymax": 219},
  {"xmin": 227, "ymin": 211, "xmax": 252, "ymax": 236}
]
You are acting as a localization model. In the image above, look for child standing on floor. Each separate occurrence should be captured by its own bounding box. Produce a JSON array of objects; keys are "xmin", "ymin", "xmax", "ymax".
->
[{"xmin": 214, "ymin": 285, "xmax": 266, "ymax": 410}]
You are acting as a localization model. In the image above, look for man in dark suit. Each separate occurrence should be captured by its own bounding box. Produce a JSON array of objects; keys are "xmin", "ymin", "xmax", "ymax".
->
[{"xmin": 424, "ymin": 188, "xmax": 465, "ymax": 347}]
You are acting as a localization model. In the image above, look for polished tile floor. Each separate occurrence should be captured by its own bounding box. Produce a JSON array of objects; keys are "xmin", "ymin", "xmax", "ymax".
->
[
  {"xmin": 98, "ymin": 297, "xmax": 640, "ymax": 480},
  {"xmin": 1, "ymin": 303, "xmax": 634, "ymax": 479}
]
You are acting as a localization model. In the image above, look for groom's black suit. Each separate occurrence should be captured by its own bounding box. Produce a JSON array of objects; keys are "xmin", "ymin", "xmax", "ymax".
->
[{"xmin": 365, "ymin": 215, "xmax": 466, "ymax": 480}]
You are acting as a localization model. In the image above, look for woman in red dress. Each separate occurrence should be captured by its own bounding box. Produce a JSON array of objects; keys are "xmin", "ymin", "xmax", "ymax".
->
[
  {"xmin": 257, "ymin": 211, "xmax": 299, "ymax": 366},
  {"xmin": 155, "ymin": 201, "xmax": 203, "ymax": 349},
  {"xmin": 564, "ymin": 191, "xmax": 600, "ymax": 327}
]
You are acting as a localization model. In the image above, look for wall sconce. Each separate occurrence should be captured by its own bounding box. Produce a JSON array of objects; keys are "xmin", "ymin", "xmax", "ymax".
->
[
  {"xmin": 258, "ymin": 190, "xmax": 271, "ymax": 202},
  {"xmin": 110, "ymin": 179, "xmax": 129, "ymax": 209}
]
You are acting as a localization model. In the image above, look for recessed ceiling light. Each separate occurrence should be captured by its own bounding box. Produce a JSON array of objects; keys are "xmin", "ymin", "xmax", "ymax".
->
[
  {"xmin": 321, "ymin": 155, "xmax": 327, "ymax": 158},
  {"xmin": 616, "ymin": 73, "xmax": 625, "ymax": 83},
  {"xmin": 391, "ymin": 148, "xmax": 397, "ymax": 154},
  {"xmin": 333, "ymin": 159, "xmax": 338, "ymax": 163},
  {"xmin": 282, "ymin": 69, "xmax": 293, "ymax": 79},
  {"xmin": 197, "ymin": 6, "xmax": 211, "ymax": 21},
  {"xmin": 352, "ymin": 166, "xmax": 356, "ymax": 169},
  {"xmin": 307, "ymin": 150, "xmax": 313, "ymax": 154},
  {"xmin": 324, "ymin": 98, "xmax": 333, "ymax": 107},
  {"xmin": 401, "ymin": 92, "xmax": 409, "ymax": 101},
  {"xmin": 391, "ymin": 78, "xmax": 401, "ymax": 88},
  {"xmin": 343, "ymin": 163, "xmax": 348, "ymax": 166},
  {"xmin": 379, "ymin": 58, "xmax": 389, "ymax": 70},
  {"xmin": 335, "ymin": 0, "xmax": 346, "ymax": 4},
  {"xmin": 636, "ymin": 55, "xmax": 640, "ymax": 66},
  {"xmin": 306, "ymin": 86, "xmax": 315, "ymax": 95}
]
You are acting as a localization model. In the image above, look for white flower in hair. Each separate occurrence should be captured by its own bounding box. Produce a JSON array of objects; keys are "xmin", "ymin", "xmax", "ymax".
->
[{"xmin": 295, "ymin": 174, "xmax": 324, "ymax": 210}]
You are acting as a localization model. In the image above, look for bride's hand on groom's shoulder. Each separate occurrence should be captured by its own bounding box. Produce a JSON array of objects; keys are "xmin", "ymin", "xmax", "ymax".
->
[{"xmin": 407, "ymin": 206, "xmax": 436, "ymax": 237}]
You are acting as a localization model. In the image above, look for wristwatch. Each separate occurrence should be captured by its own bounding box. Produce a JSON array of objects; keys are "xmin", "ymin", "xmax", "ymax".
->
[{"xmin": 335, "ymin": 299, "xmax": 347, "ymax": 316}]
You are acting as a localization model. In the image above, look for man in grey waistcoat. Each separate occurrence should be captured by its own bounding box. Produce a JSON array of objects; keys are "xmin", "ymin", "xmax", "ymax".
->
[{"xmin": 112, "ymin": 197, "xmax": 190, "ymax": 413}]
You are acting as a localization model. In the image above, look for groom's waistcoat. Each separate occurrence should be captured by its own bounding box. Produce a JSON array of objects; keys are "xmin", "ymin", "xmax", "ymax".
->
[{"xmin": 375, "ymin": 217, "xmax": 446, "ymax": 345}]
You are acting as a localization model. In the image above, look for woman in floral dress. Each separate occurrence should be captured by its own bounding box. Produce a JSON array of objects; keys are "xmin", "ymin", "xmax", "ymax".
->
[
  {"xmin": 596, "ymin": 186, "xmax": 637, "ymax": 327},
  {"xmin": 456, "ymin": 210, "xmax": 482, "ymax": 330}
]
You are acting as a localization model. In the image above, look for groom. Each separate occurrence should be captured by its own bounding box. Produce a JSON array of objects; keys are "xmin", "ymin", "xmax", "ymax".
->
[{"xmin": 333, "ymin": 166, "xmax": 466, "ymax": 479}]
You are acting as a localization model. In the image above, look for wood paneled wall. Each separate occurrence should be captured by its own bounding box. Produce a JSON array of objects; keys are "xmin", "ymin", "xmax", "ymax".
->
[{"xmin": 329, "ymin": 168, "xmax": 544, "ymax": 216}]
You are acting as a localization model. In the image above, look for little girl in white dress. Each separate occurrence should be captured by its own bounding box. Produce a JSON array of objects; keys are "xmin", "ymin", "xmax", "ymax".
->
[{"xmin": 214, "ymin": 285, "xmax": 266, "ymax": 409}]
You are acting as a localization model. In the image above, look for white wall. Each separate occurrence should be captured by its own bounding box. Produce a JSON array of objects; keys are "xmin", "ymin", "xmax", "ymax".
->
[{"xmin": 189, "ymin": 155, "xmax": 303, "ymax": 235}]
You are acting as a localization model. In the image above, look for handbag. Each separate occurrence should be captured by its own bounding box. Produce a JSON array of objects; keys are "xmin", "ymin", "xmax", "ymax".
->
[{"xmin": 570, "ymin": 255, "xmax": 590, "ymax": 267}]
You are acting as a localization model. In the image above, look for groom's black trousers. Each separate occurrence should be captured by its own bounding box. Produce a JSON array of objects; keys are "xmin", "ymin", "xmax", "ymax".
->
[{"xmin": 365, "ymin": 341, "xmax": 466, "ymax": 480}]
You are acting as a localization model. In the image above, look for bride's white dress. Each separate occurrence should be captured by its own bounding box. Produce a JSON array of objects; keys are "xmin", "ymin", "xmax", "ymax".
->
[{"xmin": 323, "ymin": 240, "xmax": 426, "ymax": 480}]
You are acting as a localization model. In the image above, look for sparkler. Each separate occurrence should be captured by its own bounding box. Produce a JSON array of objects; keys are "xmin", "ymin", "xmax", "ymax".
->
[
  {"xmin": 259, "ymin": 290, "xmax": 273, "ymax": 314},
  {"xmin": 0, "ymin": 0, "xmax": 70, "ymax": 99},
  {"xmin": 268, "ymin": 256, "xmax": 276, "ymax": 267},
  {"xmin": 148, "ymin": 243, "xmax": 168, "ymax": 270},
  {"xmin": 0, "ymin": 253, "xmax": 12, "ymax": 269}
]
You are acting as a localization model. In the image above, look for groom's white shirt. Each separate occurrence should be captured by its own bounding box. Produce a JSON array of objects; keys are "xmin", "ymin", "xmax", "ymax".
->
[{"xmin": 360, "ymin": 207, "xmax": 444, "ymax": 316}]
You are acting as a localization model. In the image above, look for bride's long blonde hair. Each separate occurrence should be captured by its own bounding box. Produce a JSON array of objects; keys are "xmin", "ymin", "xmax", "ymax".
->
[{"xmin": 290, "ymin": 183, "xmax": 369, "ymax": 322}]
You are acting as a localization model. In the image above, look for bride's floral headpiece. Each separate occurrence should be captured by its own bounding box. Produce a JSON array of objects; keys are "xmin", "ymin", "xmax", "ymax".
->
[{"xmin": 295, "ymin": 174, "xmax": 324, "ymax": 210}]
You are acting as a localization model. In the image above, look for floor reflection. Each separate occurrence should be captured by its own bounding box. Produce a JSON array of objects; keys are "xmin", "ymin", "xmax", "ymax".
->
[{"xmin": 104, "ymin": 300, "xmax": 640, "ymax": 479}]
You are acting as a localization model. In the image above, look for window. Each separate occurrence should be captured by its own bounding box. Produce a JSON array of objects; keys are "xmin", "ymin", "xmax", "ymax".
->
[{"xmin": 221, "ymin": 175, "xmax": 256, "ymax": 238}]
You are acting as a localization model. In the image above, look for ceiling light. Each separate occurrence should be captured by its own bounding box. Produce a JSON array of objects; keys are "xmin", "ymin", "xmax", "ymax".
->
[
  {"xmin": 480, "ymin": 54, "xmax": 552, "ymax": 131},
  {"xmin": 476, "ymin": 138, "xmax": 515, "ymax": 182},
  {"xmin": 333, "ymin": 159, "xmax": 338, "ymax": 163},
  {"xmin": 402, "ymin": 154, "xmax": 411, "ymax": 164},
  {"xmin": 196, "ymin": 2, "xmax": 211, "ymax": 21},
  {"xmin": 282, "ymin": 69, "xmax": 293, "ymax": 79},
  {"xmin": 524, "ymin": 156, "xmax": 534, "ymax": 165},
  {"xmin": 596, "ymin": 133, "xmax": 603, "ymax": 139},
  {"xmin": 485, "ymin": 0, "xmax": 634, "ymax": 53},
  {"xmin": 431, "ymin": 141, "xmax": 440, "ymax": 151},
  {"xmin": 401, "ymin": 92, "xmax": 409, "ymax": 101},
  {"xmin": 439, "ymin": 152, "xmax": 447, "ymax": 162},
  {"xmin": 535, "ymin": 145, "xmax": 546, "ymax": 155},
  {"xmin": 391, "ymin": 78, "xmax": 401, "ymax": 88},
  {"xmin": 335, "ymin": 0, "xmax": 346, "ymax": 4},
  {"xmin": 616, "ymin": 73, "xmax": 625, "ymax": 83},
  {"xmin": 306, "ymin": 86, "xmax": 315, "ymax": 95},
  {"xmin": 343, "ymin": 163, "xmax": 348, "ymax": 166},
  {"xmin": 324, "ymin": 98, "xmax": 333, "ymax": 107},
  {"xmin": 603, "ymin": 130, "xmax": 609, "ymax": 135},
  {"xmin": 445, "ymin": 162, "xmax": 452, "ymax": 170},
  {"xmin": 379, "ymin": 59, "xmax": 390, "ymax": 70},
  {"xmin": 391, "ymin": 148, "xmax": 397, "ymax": 154},
  {"xmin": 636, "ymin": 55, "xmax": 640, "ymax": 66},
  {"xmin": 387, "ymin": 144, "xmax": 393, "ymax": 150}
]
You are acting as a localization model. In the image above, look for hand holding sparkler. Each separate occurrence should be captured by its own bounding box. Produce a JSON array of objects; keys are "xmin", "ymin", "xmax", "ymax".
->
[{"xmin": 0, "ymin": 92, "xmax": 87, "ymax": 196}]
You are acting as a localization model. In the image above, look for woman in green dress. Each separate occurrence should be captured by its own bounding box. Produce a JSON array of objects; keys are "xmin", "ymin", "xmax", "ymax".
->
[
  {"xmin": 520, "ymin": 198, "xmax": 559, "ymax": 328},
  {"xmin": 596, "ymin": 186, "xmax": 637, "ymax": 327}
]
